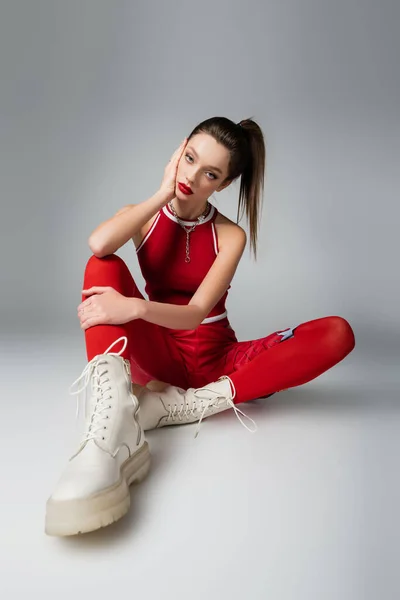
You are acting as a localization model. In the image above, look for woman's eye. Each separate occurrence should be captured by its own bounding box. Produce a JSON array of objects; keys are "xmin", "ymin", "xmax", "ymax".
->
[{"xmin": 186, "ymin": 154, "xmax": 216, "ymax": 180}]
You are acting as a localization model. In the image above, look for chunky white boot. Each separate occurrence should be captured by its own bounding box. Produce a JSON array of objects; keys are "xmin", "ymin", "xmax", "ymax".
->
[
  {"xmin": 138, "ymin": 375, "xmax": 257, "ymax": 437},
  {"xmin": 45, "ymin": 336, "xmax": 151, "ymax": 536}
]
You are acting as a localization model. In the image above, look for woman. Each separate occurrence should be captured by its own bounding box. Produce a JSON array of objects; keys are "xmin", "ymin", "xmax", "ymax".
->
[{"xmin": 45, "ymin": 116, "xmax": 356, "ymax": 536}]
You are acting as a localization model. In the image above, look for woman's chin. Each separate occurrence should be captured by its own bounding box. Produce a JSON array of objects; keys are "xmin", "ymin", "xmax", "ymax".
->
[{"xmin": 176, "ymin": 189, "xmax": 193, "ymax": 200}]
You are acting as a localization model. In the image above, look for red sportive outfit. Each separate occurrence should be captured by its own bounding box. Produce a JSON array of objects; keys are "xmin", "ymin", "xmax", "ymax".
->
[{"xmin": 82, "ymin": 202, "xmax": 355, "ymax": 404}]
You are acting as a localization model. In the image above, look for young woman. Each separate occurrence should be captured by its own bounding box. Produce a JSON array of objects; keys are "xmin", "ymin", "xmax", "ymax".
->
[{"xmin": 45, "ymin": 116, "xmax": 356, "ymax": 536}]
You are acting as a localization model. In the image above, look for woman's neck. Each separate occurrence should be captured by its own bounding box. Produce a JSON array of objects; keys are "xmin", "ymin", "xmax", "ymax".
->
[{"xmin": 170, "ymin": 197, "xmax": 209, "ymax": 220}]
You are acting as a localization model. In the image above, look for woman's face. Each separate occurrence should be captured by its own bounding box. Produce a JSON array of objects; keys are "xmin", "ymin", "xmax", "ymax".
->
[{"xmin": 176, "ymin": 133, "xmax": 232, "ymax": 201}]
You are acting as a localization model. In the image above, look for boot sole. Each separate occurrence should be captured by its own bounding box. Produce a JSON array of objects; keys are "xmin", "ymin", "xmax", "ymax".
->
[{"xmin": 45, "ymin": 441, "xmax": 151, "ymax": 536}]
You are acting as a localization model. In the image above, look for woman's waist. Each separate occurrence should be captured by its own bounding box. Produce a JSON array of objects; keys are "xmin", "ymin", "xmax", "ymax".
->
[
  {"xmin": 166, "ymin": 315, "xmax": 237, "ymax": 343},
  {"xmin": 199, "ymin": 309, "xmax": 228, "ymax": 325},
  {"xmin": 147, "ymin": 292, "xmax": 228, "ymax": 325}
]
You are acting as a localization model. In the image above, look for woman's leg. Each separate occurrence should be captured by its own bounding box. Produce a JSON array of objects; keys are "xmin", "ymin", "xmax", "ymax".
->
[
  {"xmin": 82, "ymin": 254, "xmax": 140, "ymax": 362},
  {"xmin": 222, "ymin": 316, "xmax": 356, "ymax": 404},
  {"xmin": 46, "ymin": 254, "xmax": 161, "ymax": 536},
  {"xmin": 134, "ymin": 316, "xmax": 355, "ymax": 433},
  {"xmin": 82, "ymin": 254, "xmax": 190, "ymax": 389}
]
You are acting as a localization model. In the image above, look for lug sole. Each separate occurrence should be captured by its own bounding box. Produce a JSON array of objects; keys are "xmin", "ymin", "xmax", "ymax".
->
[{"xmin": 45, "ymin": 441, "xmax": 151, "ymax": 537}]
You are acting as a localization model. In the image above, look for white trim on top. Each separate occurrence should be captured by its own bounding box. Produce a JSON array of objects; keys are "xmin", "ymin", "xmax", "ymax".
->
[
  {"xmin": 200, "ymin": 310, "xmax": 227, "ymax": 324},
  {"xmin": 162, "ymin": 203, "xmax": 216, "ymax": 227},
  {"xmin": 211, "ymin": 221, "xmax": 219, "ymax": 255},
  {"xmin": 136, "ymin": 212, "xmax": 161, "ymax": 253}
]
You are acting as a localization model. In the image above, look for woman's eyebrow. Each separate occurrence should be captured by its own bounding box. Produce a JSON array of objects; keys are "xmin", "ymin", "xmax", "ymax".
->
[{"xmin": 186, "ymin": 146, "xmax": 223, "ymax": 174}]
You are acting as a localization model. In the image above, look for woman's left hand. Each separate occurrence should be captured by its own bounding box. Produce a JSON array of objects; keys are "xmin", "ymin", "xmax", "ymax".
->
[{"xmin": 78, "ymin": 287, "xmax": 137, "ymax": 330}]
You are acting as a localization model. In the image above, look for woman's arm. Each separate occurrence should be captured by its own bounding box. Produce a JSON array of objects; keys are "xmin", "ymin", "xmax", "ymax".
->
[
  {"xmin": 88, "ymin": 188, "xmax": 170, "ymax": 257},
  {"xmin": 129, "ymin": 298, "xmax": 202, "ymax": 330},
  {"xmin": 128, "ymin": 223, "xmax": 247, "ymax": 330}
]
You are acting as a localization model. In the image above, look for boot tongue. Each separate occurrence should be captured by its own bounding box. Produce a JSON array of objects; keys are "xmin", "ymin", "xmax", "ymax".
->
[{"xmin": 193, "ymin": 378, "xmax": 232, "ymax": 404}]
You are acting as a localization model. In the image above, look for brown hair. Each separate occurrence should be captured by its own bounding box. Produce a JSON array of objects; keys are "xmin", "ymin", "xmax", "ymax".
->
[{"xmin": 187, "ymin": 116, "xmax": 266, "ymax": 260}]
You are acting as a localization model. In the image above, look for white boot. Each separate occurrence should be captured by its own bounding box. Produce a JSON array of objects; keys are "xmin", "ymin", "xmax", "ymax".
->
[
  {"xmin": 138, "ymin": 375, "xmax": 257, "ymax": 437},
  {"xmin": 45, "ymin": 336, "xmax": 151, "ymax": 536}
]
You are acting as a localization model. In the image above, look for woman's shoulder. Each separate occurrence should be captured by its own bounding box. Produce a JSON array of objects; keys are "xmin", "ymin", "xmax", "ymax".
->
[
  {"xmin": 214, "ymin": 208, "xmax": 246, "ymax": 234},
  {"xmin": 214, "ymin": 208, "xmax": 246, "ymax": 248}
]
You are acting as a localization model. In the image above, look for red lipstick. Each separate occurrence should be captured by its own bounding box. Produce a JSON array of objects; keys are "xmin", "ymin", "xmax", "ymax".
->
[{"xmin": 178, "ymin": 182, "xmax": 193, "ymax": 195}]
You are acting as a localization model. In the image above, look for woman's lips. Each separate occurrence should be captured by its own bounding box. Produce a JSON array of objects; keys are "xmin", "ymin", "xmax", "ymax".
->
[{"xmin": 178, "ymin": 182, "xmax": 193, "ymax": 195}]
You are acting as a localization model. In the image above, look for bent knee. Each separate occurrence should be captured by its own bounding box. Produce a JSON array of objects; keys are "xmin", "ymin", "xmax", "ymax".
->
[
  {"xmin": 328, "ymin": 316, "xmax": 356, "ymax": 353},
  {"xmin": 86, "ymin": 253, "xmax": 125, "ymax": 267},
  {"xmin": 84, "ymin": 252, "xmax": 128, "ymax": 278}
]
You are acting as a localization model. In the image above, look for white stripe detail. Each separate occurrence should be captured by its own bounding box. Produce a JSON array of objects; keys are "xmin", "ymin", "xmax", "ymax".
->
[
  {"xmin": 200, "ymin": 310, "xmax": 227, "ymax": 325},
  {"xmin": 211, "ymin": 221, "xmax": 219, "ymax": 255},
  {"xmin": 277, "ymin": 324, "xmax": 300, "ymax": 340},
  {"xmin": 136, "ymin": 212, "xmax": 161, "ymax": 253},
  {"xmin": 162, "ymin": 203, "xmax": 216, "ymax": 226}
]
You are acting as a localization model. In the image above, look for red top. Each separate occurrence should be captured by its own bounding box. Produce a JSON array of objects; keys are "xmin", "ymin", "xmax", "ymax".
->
[{"xmin": 136, "ymin": 202, "xmax": 229, "ymax": 325}]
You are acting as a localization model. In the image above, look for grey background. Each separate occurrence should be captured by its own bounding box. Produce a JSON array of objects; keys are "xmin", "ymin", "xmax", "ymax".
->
[{"xmin": 1, "ymin": 1, "xmax": 399, "ymax": 599}]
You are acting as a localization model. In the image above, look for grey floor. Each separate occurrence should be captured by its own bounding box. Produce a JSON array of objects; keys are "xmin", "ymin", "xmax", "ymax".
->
[{"xmin": 2, "ymin": 334, "xmax": 399, "ymax": 600}]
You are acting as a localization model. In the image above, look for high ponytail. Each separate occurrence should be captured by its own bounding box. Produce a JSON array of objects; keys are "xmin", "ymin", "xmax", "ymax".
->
[
  {"xmin": 236, "ymin": 118, "xmax": 266, "ymax": 260},
  {"xmin": 187, "ymin": 116, "xmax": 266, "ymax": 260}
]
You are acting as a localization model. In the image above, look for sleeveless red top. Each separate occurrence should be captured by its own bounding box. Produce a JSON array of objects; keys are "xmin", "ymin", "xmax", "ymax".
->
[{"xmin": 135, "ymin": 202, "xmax": 229, "ymax": 325}]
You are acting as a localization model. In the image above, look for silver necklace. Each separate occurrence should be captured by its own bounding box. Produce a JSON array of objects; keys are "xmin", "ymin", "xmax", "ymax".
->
[{"xmin": 168, "ymin": 200, "xmax": 210, "ymax": 263}]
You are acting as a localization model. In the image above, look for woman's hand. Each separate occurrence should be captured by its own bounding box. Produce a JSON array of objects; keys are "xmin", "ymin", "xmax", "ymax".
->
[
  {"xmin": 160, "ymin": 138, "xmax": 188, "ymax": 201},
  {"xmin": 78, "ymin": 287, "xmax": 141, "ymax": 330}
]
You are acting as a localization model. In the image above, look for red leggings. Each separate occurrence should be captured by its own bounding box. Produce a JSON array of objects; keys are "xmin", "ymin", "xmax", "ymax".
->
[{"xmin": 82, "ymin": 255, "xmax": 356, "ymax": 404}]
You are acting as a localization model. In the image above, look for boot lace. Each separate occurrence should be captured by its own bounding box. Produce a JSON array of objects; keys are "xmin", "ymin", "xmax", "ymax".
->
[
  {"xmin": 165, "ymin": 376, "xmax": 258, "ymax": 438},
  {"xmin": 68, "ymin": 336, "xmax": 129, "ymax": 454},
  {"xmin": 166, "ymin": 400, "xmax": 214, "ymax": 423}
]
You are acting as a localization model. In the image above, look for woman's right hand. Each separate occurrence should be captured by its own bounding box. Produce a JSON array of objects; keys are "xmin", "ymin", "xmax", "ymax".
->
[{"xmin": 159, "ymin": 138, "xmax": 188, "ymax": 201}]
